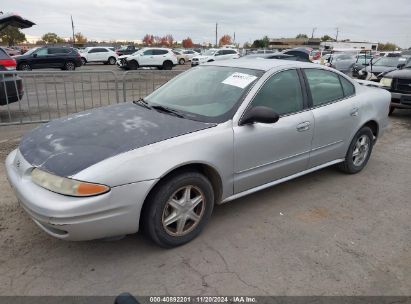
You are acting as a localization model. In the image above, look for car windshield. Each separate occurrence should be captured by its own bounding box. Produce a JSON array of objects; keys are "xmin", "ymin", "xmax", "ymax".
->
[
  {"xmin": 204, "ymin": 49, "xmax": 216, "ymax": 56},
  {"xmin": 404, "ymin": 60, "xmax": 411, "ymax": 69},
  {"xmin": 24, "ymin": 47, "xmax": 39, "ymax": 56},
  {"xmin": 144, "ymin": 66, "xmax": 263, "ymax": 123},
  {"xmin": 373, "ymin": 57, "xmax": 402, "ymax": 67}
]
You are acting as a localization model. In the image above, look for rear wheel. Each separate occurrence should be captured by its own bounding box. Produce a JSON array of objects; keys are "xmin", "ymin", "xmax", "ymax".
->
[
  {"xmin": 338, "ymin": 127, "xmax": 374, "ymax": 174},
  {"xmin": 142, "ymin": 171, "xmax": 214, "ymax": 248},
  {"xmin": 81, "ymin": 57, "xmax": 87, "ymax": 65},
  {"xmin": 64, "ymin": 61, "xmax": 76, "ymax": 71},
  {"xmin": 108, "ymin": 57, "xmax": 116, "ymax": 65},
  {"xmin": 18, "ymin": 62, "xmax": 31, "ymax": 71},
  {"xmin": 179, "ymin": 58, "xmax": 185, "ymax": 65},
  {"xmin": 163, "ymin": 60, "xmax": 173, "ymax": 70}
]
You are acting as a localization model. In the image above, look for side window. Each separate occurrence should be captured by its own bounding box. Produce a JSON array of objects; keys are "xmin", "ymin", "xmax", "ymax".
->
[
  {"xmin": 154, "ymin": 49, "xmax": 168, "ymax": 55},
  {"xmin": 48, "ymin": 48, "xmax": 66, "ymax": 54},
  {"xmin": 339, "ymin": 76, "xmax": 355, "ymax": 97},
  {"xmin": 250, "ymin": 69, "xmax": 304, "ymax": 115},
  {"xmin": 88, "ymin": 48, "xmax": 97, "ymax": 53},
  {"xmin": 95, "ymin": 48, "xmax": 108, "ymax": 52},
  {"xmin": 304, "ymin": 69, "xmax": 344, "ymax": 106},
  {"xmin": 215, "ymin": 51, "xmax": 223, "ymax": 56},
  {"xmin": 35, "ymin": 48, "xmax": 48, "ymax": 56},
  {"xmin": 143, "ymin": 49, "xmax": 154, "ymax": 56}
]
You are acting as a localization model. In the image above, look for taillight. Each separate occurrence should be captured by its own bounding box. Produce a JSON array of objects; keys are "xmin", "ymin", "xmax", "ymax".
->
[{"xmin": 0, "ymin": 59, "xmax": 17, "ymax": 70}]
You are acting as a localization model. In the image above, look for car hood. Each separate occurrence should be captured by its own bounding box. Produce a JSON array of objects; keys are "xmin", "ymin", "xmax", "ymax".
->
[
  {"xmin": 118, "ymin": 54, "xmax": 130, "ymax": 59},
  {"xmin": 19, "ymin": 102, "xmax": 215, "ymax": 177},
  {"xmin": 384, "ymin": 68, "xmax": 411, "ymax": 79},
  {"xmin": 365, "ymin": 66, "xmax": 397, "ymax": 74},
  {"xmin": 193, "ymin": 56, "xmax": 210, "ymax": 60}
]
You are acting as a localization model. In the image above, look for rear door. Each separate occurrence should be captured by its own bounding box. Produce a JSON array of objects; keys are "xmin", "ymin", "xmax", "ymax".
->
[
  {"xmin": 47, "ymin": 47, "xmax": 66, "ymax": 68},
  {"xmin": 153, "ymin": 49, "xmax": 169, "ymax": 65},
  {"xmin": 233, "ymin": 69, "xmax": 314, "ymax": 193},
  {"xmin": 302, "ymin": 68, "xmax": 359, "ymax": 168}
]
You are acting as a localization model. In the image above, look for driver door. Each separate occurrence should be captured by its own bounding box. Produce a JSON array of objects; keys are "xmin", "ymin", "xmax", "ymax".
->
[
  {"xmin": 139, "ymin": 49, "xmax": 154, "ymax": 66},
  {"xmin": 233, "ymin": 69, "xmax": 314, "ymax": 193}
]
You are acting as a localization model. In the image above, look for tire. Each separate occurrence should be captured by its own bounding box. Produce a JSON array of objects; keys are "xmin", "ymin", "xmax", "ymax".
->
[
  {"xmin": 108, "ymin": 57, "xmax": 116, "ymax": 65},
  {"xmin": 81, "ymin": 57, "xmax": 87, "ymax": 65},
  {"xmin": 389, "ymin": 106, "xmax": 395, "ymax": 116},
  {"xmin": 64, "ymin": 61, "xmax": 76, "ymax": 71},
  {"xmin": 18, "ymin": 62, "xmax": 31, "ymax": 71},
  {"xmin": 338, "ymin": 127, "xmax": 374, "ymax": 174},
  {"xmin": 142, "ymin": 171, "xmax": 214, "ymax": 248},
  {"xmin": 162, "ymin": 60, "xmax": 173, "ymax": 70},
  {"xmin": 128, "ymin": 60, "xmax": 139, "ymax": 70},
  {"xmin": 179, "ymin": 58, "xmax": 185, "ymax": 65}
]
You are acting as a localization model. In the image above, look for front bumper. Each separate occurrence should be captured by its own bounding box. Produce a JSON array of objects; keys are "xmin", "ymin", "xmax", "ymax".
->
[
  {"xmin": 5, "ymin": 149, "xmax": 157, "ymax": 241},
  {"xmin": 391, "ymin": 91, "xmax": 411, "ymax": 109}
]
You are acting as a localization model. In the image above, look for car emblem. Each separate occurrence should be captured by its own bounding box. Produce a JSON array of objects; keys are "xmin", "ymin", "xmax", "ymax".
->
[{"xmin": 16, "ymin": 160, "xmax": 21, "ymax": 168}]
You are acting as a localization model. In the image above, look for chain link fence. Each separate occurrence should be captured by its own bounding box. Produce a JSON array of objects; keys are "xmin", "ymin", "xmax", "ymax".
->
[{"xmin": 0, "ymin": 69, "xmax": 183, "ymax": 126}]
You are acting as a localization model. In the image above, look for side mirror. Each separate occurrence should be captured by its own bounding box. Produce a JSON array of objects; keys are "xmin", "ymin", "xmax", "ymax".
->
[
  {"xmin": 240, "ymin": 106, "xmax": 280, "ymax": 126},
  {"xmin": 32, "ymin": 53, "xmax": 37, "ymax": 58},
  {"xmin": 397, "ymin": 63, "xmax": 405, "ymax": 69}
]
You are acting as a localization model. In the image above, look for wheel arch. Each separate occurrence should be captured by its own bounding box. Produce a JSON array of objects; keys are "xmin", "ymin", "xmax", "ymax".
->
[
  {"xmin": 139, "ymin": 162, "xmax": 223, "ymax": 229},
  {"xmin": 362, "ymin": 120, "xmax": 379, "ymax": 139}
]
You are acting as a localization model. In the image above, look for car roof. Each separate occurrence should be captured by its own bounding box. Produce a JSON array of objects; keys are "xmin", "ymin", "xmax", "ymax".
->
[{"xmin": 204, "ymin": 58, "xmax": 314, "ymax": 71}]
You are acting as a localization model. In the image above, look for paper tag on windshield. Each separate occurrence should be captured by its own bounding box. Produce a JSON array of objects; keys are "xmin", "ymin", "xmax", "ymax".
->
[{"xmin": 222, "ymin": 72, "xmax": 258, "ymax": 89}]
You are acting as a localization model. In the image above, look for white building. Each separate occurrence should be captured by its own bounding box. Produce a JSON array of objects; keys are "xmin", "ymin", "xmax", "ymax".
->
[{"xmin": 321, "ymin": 41, "xmax": 379, "ymax": 51}]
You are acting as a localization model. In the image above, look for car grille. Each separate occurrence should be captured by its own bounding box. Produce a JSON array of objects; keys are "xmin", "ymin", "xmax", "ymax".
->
[{"xmin": 395, "ymin": 78, "xmax": 411, "ymax": 93}]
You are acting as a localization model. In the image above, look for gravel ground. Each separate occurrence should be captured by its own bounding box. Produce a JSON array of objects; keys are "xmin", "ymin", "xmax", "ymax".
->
[{"xmin": 0, "ymin": 109, "xmax": 410, "ymax": 296}]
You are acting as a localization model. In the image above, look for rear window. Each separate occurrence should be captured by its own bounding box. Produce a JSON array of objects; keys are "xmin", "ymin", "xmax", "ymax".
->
[
  {"xmin": 48, "ymin": 48, "xmax": 71, "ymax": 54},
  {"xmin": 339, "ymin": 76, "xmax": 355, "ymax": 97},
  {"xmin": 154, "ymin": 49, "xmax": 168, "ymax": 55},
  {"xmin": 0, "ymin": 48, "xmax": 11, "ymax": 59}
]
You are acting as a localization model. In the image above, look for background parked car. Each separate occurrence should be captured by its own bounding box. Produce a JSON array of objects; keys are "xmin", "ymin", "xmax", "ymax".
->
[
  {"xmin": 80, "ymin": 47, "xmax": 118, "ymax": 65},
  {"xmin": 118, "ymin": 47, "xmax": 178, "ymax": 70},
  {"xmin": 3, "ymin": 47, "xmax": 20, "ymax": 56},
  {"xmin": 0, "ymin": 47, "xmax": 24, "ymax": 106},
  {"xmin": 191, "ymin": 48, "xmax": 239, "ymax": 66},
  {"xmin": 116, "ymin": 45, "xmax": 138, "ymax": 56},
  {"xmin": 15, "ymin": 46, "xmax": 82, "ymax": 71},
  {"xmin": 241, "ymin": 53, "xmax": 311, "ymax": 62},
  {"xmin": 379, "ymin": 60, "xmax": 411, "ymax": 115},
  {"xmin": 180, "ymin": 50, "xmax": 199, "ymax": 61},
  {"xmin": 357, "ymin": 56, "xmax": 411, "ymax": 81},
  {"xmin": 172, "ymin": 50, "xmax": 189, "ymax": 65}
]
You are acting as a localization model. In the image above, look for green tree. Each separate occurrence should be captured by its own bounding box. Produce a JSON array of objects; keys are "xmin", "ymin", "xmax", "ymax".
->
[
  {"xmin": 42, "ymin": 32, "xmax": 65, "ymax": 44},
  {"xmin": 321, "ymin": 35, "xmax": 333, "ymax": 41},
  {"xmin": 0, "ymin": 27, "xmax": 26, "ymax": 46},
  {"xmin": 378, "ymin": 42, "xmax": 399, "ymax": 51},
  {"xmin": 74, "ymin": 32, "xmax": 87, "ymax": 44},
  {"xmin": 296, "ymin": 33, "xmax": 308, "ymax": 39}
]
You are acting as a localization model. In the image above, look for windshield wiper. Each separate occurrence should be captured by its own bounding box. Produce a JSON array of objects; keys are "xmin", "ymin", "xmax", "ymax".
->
[
  {"xmin": 133, "ymin": 98, "xmax": 151, "ymax": 109},
  {"xmin": 151, "ymin": 105, "xmax": 185, "ymax": 118}
]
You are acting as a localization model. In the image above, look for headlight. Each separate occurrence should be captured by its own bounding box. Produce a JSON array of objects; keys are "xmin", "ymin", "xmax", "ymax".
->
[
  {"xmin": 31, "ymin": 168, "xmax": 110, "ymax": 197},
  {"xmin": 358, "ymin": 70, "xmax": 364, "ymax": 75},
  {"xmin": 380, "ymin": 77, "xmax": 393, "ymax": 87}
]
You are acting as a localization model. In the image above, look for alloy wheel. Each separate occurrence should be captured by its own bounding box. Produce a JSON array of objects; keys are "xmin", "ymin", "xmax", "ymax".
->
[
  {"xmin": 352, "ymin": 135, "xmax": 370, "ymax": 167},
  {"xmin": 161, "ymin": 185, "xmax": 205, "ymax": 236}
]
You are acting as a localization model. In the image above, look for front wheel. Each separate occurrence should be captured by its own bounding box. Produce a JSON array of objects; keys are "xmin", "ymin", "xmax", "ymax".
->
[
  {"xmin": 179, "ymin": 58, "xmax": 185, "ymax": 65},
  {"xmin": 18, "ymin": 63, "xmax": 31, "ymax": 71},
  {"xmin": 128, "ymin": 60, "xmax": 139, "ymax": 70},
  {"xmin": 81, "ymin": 58, "xmax": 87, "ymax": 65},
  {"xmin": 338, "ymin": 127, "xmax": 374, "ymax": 174},
  {"xmin": 142, "ymin": 171, "xmax": 214, "ymax": 248}
]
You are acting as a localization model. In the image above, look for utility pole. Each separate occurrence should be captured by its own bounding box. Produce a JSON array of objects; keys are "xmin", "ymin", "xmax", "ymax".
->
[
  {"xmin": 215, "ymin": 22, "xmax": 218, "ymax": 47},
  {"xmin": 71, "ymin": 15, "xmax": 75, "ymax": 46},
  {"xmin": 335, "ymin": 27, "xmax": 339, "ymax": 42},
  {"xmin": 233, "ymin": 32, "xmax": 236, "ymax": 44},
  {"xmin": 311, "ymin": 27, "xmax": 317, "ymax": 39}
]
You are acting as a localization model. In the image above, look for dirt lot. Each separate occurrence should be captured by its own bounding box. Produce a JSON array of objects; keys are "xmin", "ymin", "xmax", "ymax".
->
[{"xmin": 0, "ymin": 110, "xmax": 410, "ymax": 296}]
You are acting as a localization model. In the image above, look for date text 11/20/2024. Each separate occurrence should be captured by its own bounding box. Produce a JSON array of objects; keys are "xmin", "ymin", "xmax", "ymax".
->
[{"xmin": 149, "ymin": 296, "xmax": 257, "ymax": 303}]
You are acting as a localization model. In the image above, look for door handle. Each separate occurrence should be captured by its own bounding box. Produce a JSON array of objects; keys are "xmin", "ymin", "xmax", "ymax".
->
[
  {"xmin": 350, "ymin": 107, "xmax": 359, "ymax": 116},
  {"xmin": 296, "ymin": 121, "xmax": 311, "ymax": 132}
]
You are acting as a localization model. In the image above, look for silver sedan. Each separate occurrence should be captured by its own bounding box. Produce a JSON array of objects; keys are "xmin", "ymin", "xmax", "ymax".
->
[{"xmin": 5, "ymin": 59, "xmax": 390, "ymax": 247}]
